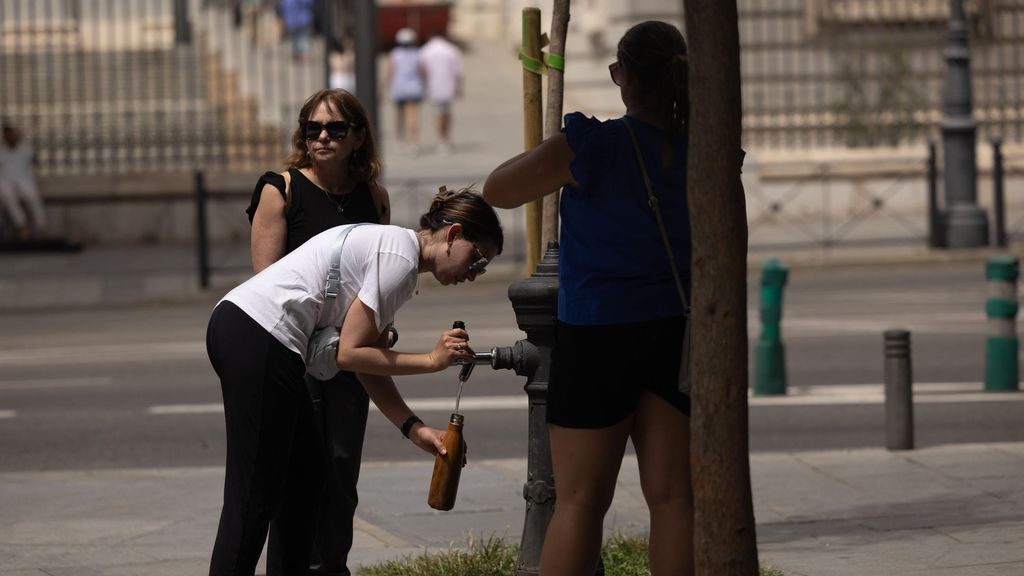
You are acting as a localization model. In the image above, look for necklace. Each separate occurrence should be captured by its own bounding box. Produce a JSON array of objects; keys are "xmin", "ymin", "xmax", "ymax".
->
[{"xmin": 323, "ymin": 188, "xmax": 354, "ymax": 214}]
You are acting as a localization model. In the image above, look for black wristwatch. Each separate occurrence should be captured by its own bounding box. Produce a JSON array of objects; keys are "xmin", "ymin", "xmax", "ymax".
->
[{"xmin": 400, "ymin": 415, "xmax": 423, "ymax": 438}]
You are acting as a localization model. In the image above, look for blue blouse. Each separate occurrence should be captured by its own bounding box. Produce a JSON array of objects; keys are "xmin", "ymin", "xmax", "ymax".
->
[{"xmin": 558, "ymin": 112, "xmax": 690, "ymax": 325}]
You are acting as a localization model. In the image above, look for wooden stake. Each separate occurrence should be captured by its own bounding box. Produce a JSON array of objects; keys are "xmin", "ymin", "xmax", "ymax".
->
[{"xmin": 522, "ymin": 7, "xmax": 543, "ymax": 273}]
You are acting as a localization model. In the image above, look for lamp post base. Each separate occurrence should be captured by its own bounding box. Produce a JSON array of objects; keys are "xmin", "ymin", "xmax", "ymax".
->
[{"xmin": 945, "ymin": 203, "xmax": 989, "ymax": 249}]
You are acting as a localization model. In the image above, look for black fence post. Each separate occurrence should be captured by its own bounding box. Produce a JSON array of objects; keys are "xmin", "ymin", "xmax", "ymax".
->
[
  {"xmin": 927, "ymin": 141, "xmax": 944, "ymax": 249},
  {"xmin": 174, "ymin": 0, "xmax": 191, "ymax": 45},
  {"xmin": 195, "ymin": 170, "xmax": 210, "ymax": 289},
  {"xmin": 993, "ymin": 138, "xmax": 1007, "ymax": 248}
]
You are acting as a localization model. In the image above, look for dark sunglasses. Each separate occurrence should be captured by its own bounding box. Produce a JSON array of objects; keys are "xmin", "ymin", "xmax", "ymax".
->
[
  {"xmin": 301, "ymin": 120, "xmax": 352, "ymax": 141},
  {"xmin": 608, "ymin": 61, "xmax": 621, "ymax": 86}
]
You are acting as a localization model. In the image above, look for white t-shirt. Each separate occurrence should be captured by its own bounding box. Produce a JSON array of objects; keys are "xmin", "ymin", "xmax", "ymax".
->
[
  {"xmin": 418, "ymin": 37, "xmax": 462, "ymax": 102},
  {"xmin": 221, "ymin": 224, "xmax": 420, "ymax": 361}
]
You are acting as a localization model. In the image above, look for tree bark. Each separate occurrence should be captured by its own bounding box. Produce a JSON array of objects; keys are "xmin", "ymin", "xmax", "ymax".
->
[
  {"xmin": 542, "ymin": 0, "xmax": 571, "ymax": 248},
  {"xmin": 683, "ymin": 1, "xmax": 759, "ymax": 574}
]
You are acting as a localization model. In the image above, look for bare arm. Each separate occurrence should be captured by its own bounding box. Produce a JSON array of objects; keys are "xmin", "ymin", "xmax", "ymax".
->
[
  {"xmin": 482, "ymin": 133, "xmax": 578, "ymax": 209},
  {"xmin": 355, "ymin": 332, "xmax": 447, "ymax": 456},
  {"xmin": 371, "ymin": 182, "xmax": 391, "ymax": 225},
  {"xmin": 250, "ymin": 181, "xmax": 288, "ymax": 273},
  {"xmin": 336, "ymin": 297, "xmax": 471, "ymax": 376}
]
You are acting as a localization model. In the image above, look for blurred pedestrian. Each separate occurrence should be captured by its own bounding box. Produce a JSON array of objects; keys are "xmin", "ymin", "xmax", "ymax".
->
[
  {"xmin": 385, "ymin": 27, "xmax": 424, "ymax": 155},
  {"xmin": 484, "ymin": 21, "xmax": 716, "ymax": 576},
  {"xmin": 329, "ymin": 36, "xmax": 356, "ymax": 93},
  {"xmin": 418, "ymin": 32, "xmax": 463, "ymax": 156},
  {"xmin": 0, "ymin": 122, "xmax": 46, "ymax": 241},
  {"xmin": 207, "ymin": 191, "xmax": 503, "ymax": 576},
  {"xmin": 246, "ymin": 89, "xmax": 389, "ymax": 576},
  {"xmin": 277, "ymin": 0, "xmax": 315, "ymax": 61}
]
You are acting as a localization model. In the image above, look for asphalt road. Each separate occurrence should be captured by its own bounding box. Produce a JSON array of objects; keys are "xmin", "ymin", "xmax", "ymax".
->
[{"xmin": 0, "ymin": 259, "xmax": 1022, "ymax": 472}]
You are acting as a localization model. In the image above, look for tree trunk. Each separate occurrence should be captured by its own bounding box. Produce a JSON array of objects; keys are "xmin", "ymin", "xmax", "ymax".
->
[
  {"xmin": 683, "ymin": 2, "xmax": 759, "ymax": 574},
  {"xmin": 542, "ymin": 0, "xmax": 571, "ymax": 248}
]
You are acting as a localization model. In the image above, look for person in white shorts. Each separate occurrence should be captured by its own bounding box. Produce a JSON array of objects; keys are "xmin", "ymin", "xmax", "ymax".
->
[
  {"xmin": 419, "ymin": 33, "xmax": 463, "ymax": 155},
  {"xmin": 205, "ymin": 188, "xmax": 502, "ymax": 575}
]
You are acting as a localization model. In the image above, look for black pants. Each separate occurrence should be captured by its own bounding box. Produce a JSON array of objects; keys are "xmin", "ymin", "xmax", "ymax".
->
[
  {"xmin": 267, "ymin": 372, "xmax": 369, "ymax": 576},
  {"xmin": 207, "ymin": 302, "xmax": 325, "ymax": 576}
]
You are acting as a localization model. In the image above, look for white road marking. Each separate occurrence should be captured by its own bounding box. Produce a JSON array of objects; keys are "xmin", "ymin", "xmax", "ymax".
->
[
  {"xmin": 0, "ymin": 410, "xmax": 16, "ymax": 419},
  {"xmin": 146, "ymin": 383, "xmax": 1024, "ymax": 415},
  {"xmin": 0, "ymin": 342, "xmax": 205, "ymax": 367},
  {"xmin": 0, "ymin": 377, "xmax": 113, "ymax": 391}
]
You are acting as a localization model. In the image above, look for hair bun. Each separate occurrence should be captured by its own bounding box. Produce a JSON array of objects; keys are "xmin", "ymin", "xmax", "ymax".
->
[{"xmin": 431, "ymin": 185, "xmax": 458, "ymax": 213}]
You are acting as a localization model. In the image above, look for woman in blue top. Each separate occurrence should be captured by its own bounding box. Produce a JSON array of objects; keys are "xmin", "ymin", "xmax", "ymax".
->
[{"xmin": 484, "ymin": 21, "xmax": 693, "ymax": 576}]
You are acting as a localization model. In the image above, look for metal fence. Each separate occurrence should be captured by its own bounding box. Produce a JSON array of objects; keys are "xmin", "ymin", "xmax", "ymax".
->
[
  {"xmin": 4, "ymin": 0, "xmax": 1024, "ymax": 177},
  {"xmin": 739, "ymin": 0, "xmax": 1024, "ymax": 148},
  {"xmin": 0, "ymin": 0, "xmax": 327, "ymax": 176}
]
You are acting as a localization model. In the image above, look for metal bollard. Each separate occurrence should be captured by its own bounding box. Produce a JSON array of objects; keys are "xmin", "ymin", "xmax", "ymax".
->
[
  {"xmin": 985, "ymin": 256, "xmax": 1019, "ymax": 391},
  {"xmin": 884, "ymin": 329, "xmax": 914, "ymax": 451},
  {"xmin": 754, "ymin": 258, "xmax": 788, "ymax": 395}
]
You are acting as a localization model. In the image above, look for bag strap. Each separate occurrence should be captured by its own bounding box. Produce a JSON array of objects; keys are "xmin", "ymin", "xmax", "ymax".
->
[
  {"xmin": 325, "ymin": 224, "xmax": 366, "ymax": 300},
  {"xmin": 622, "ymin": 118, "xmax": 690, "ymax": 315}
]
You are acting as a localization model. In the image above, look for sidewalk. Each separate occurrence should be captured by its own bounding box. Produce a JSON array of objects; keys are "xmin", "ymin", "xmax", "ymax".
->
[{"xmin": 0, "ymin": 442, "xmax": 1021, "ymax": 575}]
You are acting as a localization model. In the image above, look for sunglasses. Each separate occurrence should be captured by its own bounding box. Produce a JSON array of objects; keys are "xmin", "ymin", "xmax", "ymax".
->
[
  {"xmin": 301, "ymin": 120, "xmax": 352, "ymax": 141},
  {"xmin": 608, "ymin": 61, "xmax": 622, "ymax": 86},
  {"xmin": 468, "ymin": 243, "xmax": 488, "ymax": 277}
]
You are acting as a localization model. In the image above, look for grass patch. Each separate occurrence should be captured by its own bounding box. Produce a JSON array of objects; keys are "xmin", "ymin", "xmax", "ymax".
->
[{"xmin": 358, "ymin": 532, "xmax": 784, "ymax": 575}]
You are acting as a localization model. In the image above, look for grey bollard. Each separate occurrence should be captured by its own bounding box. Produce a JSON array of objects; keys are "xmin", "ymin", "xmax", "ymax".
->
[{"xmin": 884, "ymin": 329, "xmax": 914, "ymax": 450}]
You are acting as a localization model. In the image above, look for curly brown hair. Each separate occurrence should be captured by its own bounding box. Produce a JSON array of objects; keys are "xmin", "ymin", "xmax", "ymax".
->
[{"xmin": 285, "ymin": 89, "xmax": 381, "ymax": 184}]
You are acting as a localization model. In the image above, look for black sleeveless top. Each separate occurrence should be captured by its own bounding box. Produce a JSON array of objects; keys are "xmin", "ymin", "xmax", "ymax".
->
[{"xmin": 246, "ymin": 167, "xmax": 382, "ymax": 253}]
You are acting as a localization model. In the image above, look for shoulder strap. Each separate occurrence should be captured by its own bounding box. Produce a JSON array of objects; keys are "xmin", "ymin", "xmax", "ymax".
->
[
  {"xmin": 324, "ymin": 224, "xmax": 367, "ymax": 300},
  {"xmin": 622, "ymin": 118, "xmax": 690, "ymax": 314}
]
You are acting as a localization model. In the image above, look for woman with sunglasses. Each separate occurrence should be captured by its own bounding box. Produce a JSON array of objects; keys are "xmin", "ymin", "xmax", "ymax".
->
[
  {"xmin": 245, "ymin": 89, "xmax": 391, "ymax": 576},
  {"xmin": 209, "ymin": 188, "xmax": 502, "ymax": 575},
  {"xmin": 483, "ymin": 21, "xmax": 717, "ymax": 576}
]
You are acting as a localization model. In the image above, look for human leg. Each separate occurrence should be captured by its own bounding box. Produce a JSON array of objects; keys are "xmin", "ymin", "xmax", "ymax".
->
[
  {"xmin": 628, "ymin": 315, "xmax": 692, "ymax": 575},
  {"xmin": 206, "ymin": 302, "xmax": 312, "ymax": 576},
  {"xmin": 0, "ymin": 180, "xmax": 27, "ymax": 231},
  {"xmin": 394, "ymin": 101, "xmax": 407, "ymax": 144},
  {"xmin": 404, "ymin": 101, "xmax": 420, "ymax": 148},
  {"xmin": 539, "ymin": 420, "xmax": 632, "ymax": 576},
  {"xmin": 13, "ymin": 178, "xmax": 45, "ymax": 234},
  {"xmin": 435, "ymin": 101, "xmax": 452, "ymax": 154},
  {"xmin": 311, "ymin": 371, "xmax": 370, "ymax": 575}
]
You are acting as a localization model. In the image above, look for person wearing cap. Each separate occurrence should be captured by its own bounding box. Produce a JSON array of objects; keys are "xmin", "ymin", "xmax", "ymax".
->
[{"xmin": 385, "ymin": 27, "xmax": 425, "ymax": 155}]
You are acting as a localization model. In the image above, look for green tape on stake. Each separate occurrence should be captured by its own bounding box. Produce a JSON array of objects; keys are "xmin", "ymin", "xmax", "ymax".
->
[
  {"xmin": 545, "ymin": 52, "xmax": 565, "ymax": 71},
  {"xmin": 519, "ymin": 50, "xmax": 544, "ymax": 75}
]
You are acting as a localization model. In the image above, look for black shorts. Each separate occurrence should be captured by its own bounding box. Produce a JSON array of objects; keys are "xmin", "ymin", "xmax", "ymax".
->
[{"xmin": 547, "ymin": 315, "xmax": 691, "ymax": 428}]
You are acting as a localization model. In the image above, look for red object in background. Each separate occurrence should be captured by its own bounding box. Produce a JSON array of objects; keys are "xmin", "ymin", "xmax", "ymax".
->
[{"xmin": 377, "ymin": 1, "xmax": 451, "ymax": 51}]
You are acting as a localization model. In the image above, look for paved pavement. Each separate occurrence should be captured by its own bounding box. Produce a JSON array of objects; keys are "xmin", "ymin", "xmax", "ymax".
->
[
  {"xmin": 0, "ymin": 443, "xmax": 1020, "ymax": 575},
  {"xmin": 2, "ymin": 37, "xmax": 1024, "ymax": 576}
]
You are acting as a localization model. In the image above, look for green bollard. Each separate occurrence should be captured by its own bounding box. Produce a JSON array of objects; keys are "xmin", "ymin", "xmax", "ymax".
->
[
  {"xmin": 754, "ymin": 258, "xmax": 789, "ymax": 395},
  {"xmin": 985, "ymin": 255, "xmax": 1020, "ymax": 391}
]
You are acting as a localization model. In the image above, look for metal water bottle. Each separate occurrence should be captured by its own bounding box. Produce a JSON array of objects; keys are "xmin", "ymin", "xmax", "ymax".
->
[
  {"xmin": 428, "ymin": 320, "xmax": 469, "ymax": 510},
  {"xmin": 427, "ymin": 412, "xmax": 465, "ymax": 511}
]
